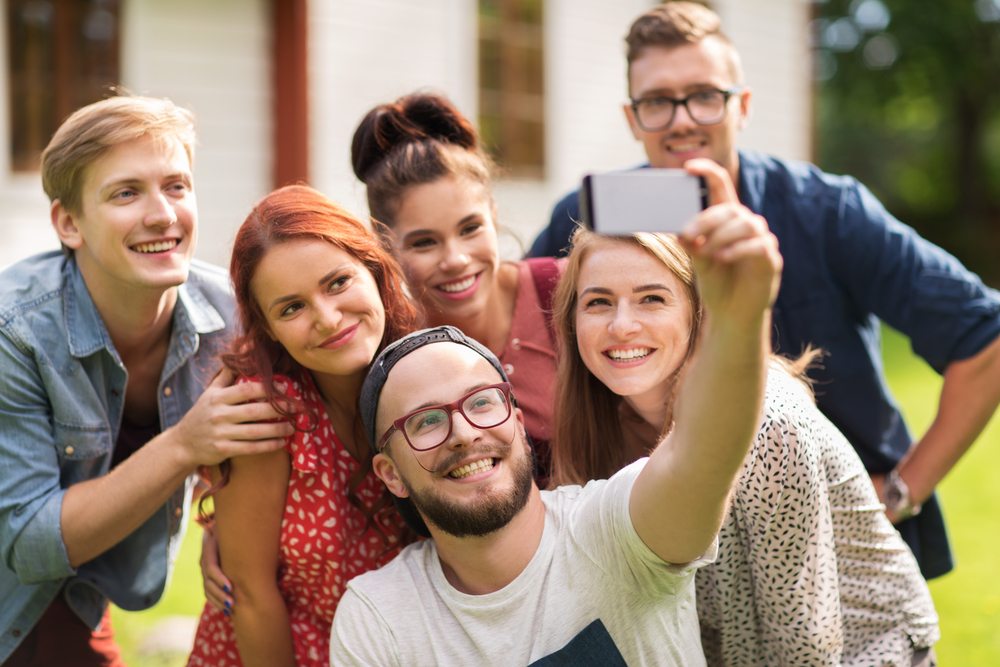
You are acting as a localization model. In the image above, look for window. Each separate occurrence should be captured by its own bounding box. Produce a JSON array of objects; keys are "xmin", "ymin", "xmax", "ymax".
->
[
  {"xmin": 6, "ymin": 0, "xmax": 120, "ymax": 172},
  {"xmin": 478, "ymin": 0, "xmax": 544, "ymax": 178}
]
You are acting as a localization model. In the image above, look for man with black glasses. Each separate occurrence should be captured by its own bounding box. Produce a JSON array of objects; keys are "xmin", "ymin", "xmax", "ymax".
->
[
  {"xmin": 527, "ymin": 1, "xmax": 1000, "ymax": 581},
  {"xmin": 331, "ymin": 161, "xmax": 781, "ymax": 666}
]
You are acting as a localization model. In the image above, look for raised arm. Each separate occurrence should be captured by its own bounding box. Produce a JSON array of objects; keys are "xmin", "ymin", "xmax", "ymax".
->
[{"xmin": 629, "ymin": 159, "xmax": 781, "ymax": 564}]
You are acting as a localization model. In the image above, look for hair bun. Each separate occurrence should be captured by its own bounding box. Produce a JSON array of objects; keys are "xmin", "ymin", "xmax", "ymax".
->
[{"xmin": 352, "ymin": 92, "xmax": 479, "ymax": 182}]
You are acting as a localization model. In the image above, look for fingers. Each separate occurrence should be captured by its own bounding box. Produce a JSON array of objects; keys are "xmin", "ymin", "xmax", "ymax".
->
[
  {"xmin": 684, "ymin": 158, "xmax": 737, "ymax": 206},
  {"xmin": 200, "ymin": 528, "xmax": 234, "ymax": 613}
]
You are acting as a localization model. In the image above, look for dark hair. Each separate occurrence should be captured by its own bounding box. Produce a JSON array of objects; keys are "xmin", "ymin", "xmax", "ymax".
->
[
  {"xmin": 201, "ymin": 184, "xmax": 420, "ymax": 529},
  {"xmin": 350, "ymin": 92, "xmax": 494, "ymax": 226}
]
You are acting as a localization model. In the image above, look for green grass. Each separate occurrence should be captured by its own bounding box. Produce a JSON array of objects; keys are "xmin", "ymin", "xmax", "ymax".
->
[{"xmin": 109, "ymin": 326, "xmax": 1000, "ymax": 664}]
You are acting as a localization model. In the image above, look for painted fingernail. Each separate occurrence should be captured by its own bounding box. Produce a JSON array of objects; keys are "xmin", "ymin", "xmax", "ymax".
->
[
  {"xmin": 223, "ymin": 584, "xmax": 231, "ymax": 594},
  {"xmin": 223, "ymin": 608, "xmax": 231, "ymax": 617},
  {"xmin": 224, "ymin": 599, "xmax": 232, "ymax": 609}
]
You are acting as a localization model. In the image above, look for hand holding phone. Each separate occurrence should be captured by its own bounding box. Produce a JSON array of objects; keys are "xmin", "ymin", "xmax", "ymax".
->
[{"xmin": 580, "ymin": 169, "xmax": 707, "ymax": 235}]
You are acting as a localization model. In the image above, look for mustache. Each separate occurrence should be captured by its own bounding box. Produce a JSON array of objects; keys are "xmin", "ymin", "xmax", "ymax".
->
[{"xmin": 424, "ymin": 426, "xmax": 519, "ymax": 475}]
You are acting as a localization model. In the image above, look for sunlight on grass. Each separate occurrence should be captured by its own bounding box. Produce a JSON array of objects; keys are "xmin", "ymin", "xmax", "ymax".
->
[{"xmin": 109, "ymin": 326, "xmax": 1000, "ymax": 664}]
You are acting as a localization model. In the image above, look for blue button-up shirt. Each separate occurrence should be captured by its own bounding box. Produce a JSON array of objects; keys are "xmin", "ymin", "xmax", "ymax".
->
[
  {"xmin": 530, "ymin": 150, "xmax": 1000, "ymax": 578},
  {"xmin": 0, "ymin": 251, "xmax": 235, "ymax": 660}
]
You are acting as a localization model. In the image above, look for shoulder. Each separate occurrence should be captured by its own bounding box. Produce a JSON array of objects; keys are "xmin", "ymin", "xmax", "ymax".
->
[
  {"xmin": 178, "ymin": 260, "xmax": 236, "ymax": 332},
  {"xmin": 345, "ymin": 540, "xmax": 434, "ymax": 603},
  {"xmin": 0, "ymin": 251, "xmax": 68, "ymax": 323}
]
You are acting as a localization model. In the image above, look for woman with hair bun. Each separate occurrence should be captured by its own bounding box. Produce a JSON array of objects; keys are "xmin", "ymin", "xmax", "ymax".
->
[
  {"xmin": 351, "ymin": 92, "xmax": 562, "ymax": 480},
  {"xmin": 187, "ymin": 185, "xmax": 419, "ymax": 667}
]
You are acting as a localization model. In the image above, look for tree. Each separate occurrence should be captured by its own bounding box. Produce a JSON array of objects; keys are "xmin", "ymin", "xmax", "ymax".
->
[{"xmin": 814, "ymin": 0, "xmax": 1000, "ymax": 283}]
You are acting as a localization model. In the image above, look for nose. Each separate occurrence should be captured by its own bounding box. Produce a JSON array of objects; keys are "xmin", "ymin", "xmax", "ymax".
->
[
  {"xmin": 667, "ymin": 101, "xmax": 698, "ymax": 132},
  {"xmin": 314, "ymin": 299, "xmax": 343, "ymax": 332},
  {"xmin": 443, "ymin": 408, "xmax": 481, "ymax": 450},
  {"xmin": 145, "ymin": 191, "xmax": 178, "ymax": 228},
  {"xmin": 438, "ymin": 240, "xmax": 471, "ymax": 273},
  {"xmin": 608, "ymin": 303, "xmax": 641, "ymax": 338}
]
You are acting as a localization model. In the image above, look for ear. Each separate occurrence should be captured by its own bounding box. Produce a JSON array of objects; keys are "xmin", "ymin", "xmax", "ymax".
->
[
  {"xmin": 622, "ymin": 101, "xmax": 643, "ymax": 141},
  {"xmin": 373, "ymin": 452, "xmax": 409, "ymax": 499},
  {"xmin": 51, "ymin": 200, "xmax": 84, "ymax": 250},
  {"xmin": 736, "ymin": 87, "xmax": 753, "ymax": 131}
]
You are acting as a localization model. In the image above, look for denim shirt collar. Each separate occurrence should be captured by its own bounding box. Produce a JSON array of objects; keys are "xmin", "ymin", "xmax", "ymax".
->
[{"xmin": 62, "ymin": 258, "xmax": 227, "ymax": 361}]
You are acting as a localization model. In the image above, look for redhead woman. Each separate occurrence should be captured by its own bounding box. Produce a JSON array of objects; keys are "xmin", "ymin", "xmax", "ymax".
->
[
  {"xmin": 351, "ymin": 93, "xmax": 561, "ymax": 479},
  {"xmin": 549, "ymin": 162, "xmax": 939, "ymax": 666},
  {"xmin": 186, "ymin": 186, "xmax": 419, "ymax": 667}
]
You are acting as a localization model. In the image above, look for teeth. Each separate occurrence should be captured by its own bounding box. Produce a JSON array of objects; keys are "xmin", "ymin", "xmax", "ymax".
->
[
  {"xmin": 439, "ymin": 275, "xmax": 476, "ymax": 293},
  {"xmin": 448, "ymin": 458, "xmax": 494, "ymax": 479},
  {"xmin": 607, "ymin": 347, "xmax": 652, "ymax": 361},
  {"xmin": 133, "ymin": 240, "xmax": 178, "ymax": 253}
]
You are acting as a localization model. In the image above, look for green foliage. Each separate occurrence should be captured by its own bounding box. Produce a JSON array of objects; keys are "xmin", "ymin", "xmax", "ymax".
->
[{"xmin": 815, "ymin": 0, "xmax": 1000, "ymax": 282}]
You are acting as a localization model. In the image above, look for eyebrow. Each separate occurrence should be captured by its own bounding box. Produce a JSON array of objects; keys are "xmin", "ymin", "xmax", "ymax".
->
[
  {"xmin": 403, "ymin": 381, "xmax": 492, "ymax": 413},
  {"xmin": 400, "ymin": 213, "xmax": 483, "ymax": 244},
  {"xmin": 579, "ymin": 283, "xmax": 674, "ymax": 297},
  {"xmin": 266, "ymin": 266, "xmax": 349, "ymax": 311},
  {"xmin": 99, "ymin": 171, "xmax": 192, "ymax": 193}
]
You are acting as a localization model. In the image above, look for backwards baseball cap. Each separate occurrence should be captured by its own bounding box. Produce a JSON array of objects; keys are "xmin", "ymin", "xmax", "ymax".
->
[{"xmin": 359, "ymin": 325, "xmax": 512, "ymax": 537}]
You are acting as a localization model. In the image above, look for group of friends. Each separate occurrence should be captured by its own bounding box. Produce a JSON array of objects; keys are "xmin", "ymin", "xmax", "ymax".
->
[{"xmin": 2, "ymin": 3, "xmax": 999, "ymax": 666}]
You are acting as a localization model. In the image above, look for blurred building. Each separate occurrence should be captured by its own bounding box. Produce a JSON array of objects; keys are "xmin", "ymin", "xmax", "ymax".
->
[{"xmin": 0, "ymin": 0, "xmax": 812, "ymax": 269}]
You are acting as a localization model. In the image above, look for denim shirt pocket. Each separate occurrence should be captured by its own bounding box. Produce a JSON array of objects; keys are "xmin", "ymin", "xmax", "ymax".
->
[{"xmin": 52, "ymin": 419, "xmax": 112, "ymax": 482}]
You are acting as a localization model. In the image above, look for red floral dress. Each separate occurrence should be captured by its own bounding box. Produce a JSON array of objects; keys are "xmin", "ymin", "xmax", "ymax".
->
[{"xmin": 187, "ymin": 373, "xmax": 407, "ymax": 666}]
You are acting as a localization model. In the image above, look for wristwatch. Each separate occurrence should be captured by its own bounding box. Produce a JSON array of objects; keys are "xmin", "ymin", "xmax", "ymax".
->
[{"xmin": 884, "ymin": 469, "xmax": 921, "ymax": 521}]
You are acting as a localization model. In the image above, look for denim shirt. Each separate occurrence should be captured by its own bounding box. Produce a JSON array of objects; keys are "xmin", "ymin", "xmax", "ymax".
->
[
  {"xmin": 0, "ymin": 251, "xmax": 235, "ymax": 660},
  {"xmin": 530, "ymin": 150, "xmax": 1000, "ymax": 578}
]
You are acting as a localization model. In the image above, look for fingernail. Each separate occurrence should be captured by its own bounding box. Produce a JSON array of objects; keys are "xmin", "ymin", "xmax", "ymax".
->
[
  {"xmin": 223, "ymin": 584, "xmax": 231, "ymax": 594},
  {"xmin": 224, "ymin": 599, "xmax": 232, "ymax": 609},
  {"xmin": 223, "ymin": 608, "xmax": 231, "ymax": 617}
]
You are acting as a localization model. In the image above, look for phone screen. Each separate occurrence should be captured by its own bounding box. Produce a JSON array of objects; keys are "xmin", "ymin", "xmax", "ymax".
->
[{"xmin": 580, "ymin": 169, "xmax": 706, "ymax": 235}]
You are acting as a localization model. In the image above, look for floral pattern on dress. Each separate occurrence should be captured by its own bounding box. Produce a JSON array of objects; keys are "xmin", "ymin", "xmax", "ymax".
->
[{"xmin": 187, "ymin": 373, "xmax": 407, "ymax": 667}]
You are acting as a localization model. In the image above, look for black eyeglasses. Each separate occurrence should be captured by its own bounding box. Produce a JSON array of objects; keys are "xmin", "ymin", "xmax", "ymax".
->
[
  {"xmin": 630, "ymin": 87, "xmax": 743, "ymax": 131},
  {"xmin": 378, "ymin": 383, "xmax": 514, "ymax": 453}
]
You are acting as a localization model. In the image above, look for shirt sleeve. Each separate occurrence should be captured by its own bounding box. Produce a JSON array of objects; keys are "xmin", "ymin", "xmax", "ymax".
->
[
  {"xmin": 733, "ymin": 376, "xmax": 844, "ymax": 665},
  {"xmin": 562, "ymin": 460, "xmax": 716, "ymax": 598},
  {"xmin": 823, "ymin": 178, "xmax": 1000, "ymax": 372},
  {"xmin": 0, "ymin": 332, "xmax": 75, "ymax": 582},
  {"xmin": 330, "ymin": 587, "xmax": 400, "ymax": 667}
]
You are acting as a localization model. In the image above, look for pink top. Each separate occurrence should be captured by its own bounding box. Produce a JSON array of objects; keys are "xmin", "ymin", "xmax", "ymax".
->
[
  {"xmin": 498, "ymin": 260, "xmax": 564, "ymax": 478},
  {"xmin": 187, "ymin": 373, "xmax": 407, "ymax": 667}
]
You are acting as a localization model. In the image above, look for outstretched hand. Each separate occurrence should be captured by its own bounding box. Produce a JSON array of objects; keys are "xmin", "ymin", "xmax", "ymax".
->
[
  {"xmin": 678, "ymin": 158, "xmax": 781, "ymax": 326},
  {"xmin": 170, "ymin": 368, "xmax": 294, "ymax": 469}
]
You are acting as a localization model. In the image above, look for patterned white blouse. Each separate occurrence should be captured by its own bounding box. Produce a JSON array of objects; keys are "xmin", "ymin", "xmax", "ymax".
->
[{"xmin": 695, "ymin": 368, "xmax": 939, "ymax": 666}]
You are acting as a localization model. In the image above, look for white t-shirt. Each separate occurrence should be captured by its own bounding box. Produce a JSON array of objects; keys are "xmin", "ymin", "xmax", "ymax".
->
[{"xmin": 330, "ymin": 459, "xmax": 715, "ymax": 666}]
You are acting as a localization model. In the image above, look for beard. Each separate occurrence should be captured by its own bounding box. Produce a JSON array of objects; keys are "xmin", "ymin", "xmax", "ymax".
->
[{"xmin": 401, "ymin": 435, "xmax": 535, "ymax": 538}]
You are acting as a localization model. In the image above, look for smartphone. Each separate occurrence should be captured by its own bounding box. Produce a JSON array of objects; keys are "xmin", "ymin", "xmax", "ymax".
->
[{"xmin": 580, "ymin": 169, "xmax": 707, "ymax": 235}]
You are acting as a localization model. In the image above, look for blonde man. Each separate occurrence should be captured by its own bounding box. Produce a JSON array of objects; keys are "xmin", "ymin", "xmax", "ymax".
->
[{"xmin": 0, "ymin": 95, "xmax": 290, "ymax": 664}]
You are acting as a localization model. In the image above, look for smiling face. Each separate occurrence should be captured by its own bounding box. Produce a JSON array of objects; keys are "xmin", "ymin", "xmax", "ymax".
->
[
  {"xmin": 389, "ymin": 176, "xmax": 500, "ymax": 324},
  {"xmin": 251, "ymin": 238, "xmax": 386, "ymax": 381},
  {"xmin": 624, "ymin": 38, "xmax": 750, "ymax": 178},
  {"xmin": 53, "ymin": 135, "xmax": 196, "ymax": 296},
  {"xmin": 574, "ymin": 239, "xmax": 694, "ymax": 413},
  {"xmin": 373, "ymin": 342, "xmax": 534, "ymax": 538}
]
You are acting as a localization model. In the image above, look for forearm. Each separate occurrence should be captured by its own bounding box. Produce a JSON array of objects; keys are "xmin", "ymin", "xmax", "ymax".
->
[
  {"xmin": 665, "ymin": 313, "xmax": 770, "ymax": 540},
  {"xmin": 61, "ymin": 426, "xmax": 195, "ymax": 567},
  {"xmin": 232, "ymin": 587, "xmax": 297, "ymax": 667},
  {"xmin": 897, "ymin": 335, "xmax": 1000, "ymax": 505}
]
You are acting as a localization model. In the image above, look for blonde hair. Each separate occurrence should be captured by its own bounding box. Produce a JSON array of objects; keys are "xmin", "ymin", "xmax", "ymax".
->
[{"xmin": 41, "ymin": 94, "xmax": 196, "ymax": 215}]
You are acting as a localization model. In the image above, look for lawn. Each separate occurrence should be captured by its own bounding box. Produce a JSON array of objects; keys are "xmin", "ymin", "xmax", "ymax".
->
[{"xmin": 109, "ymin": 326, "xmax": 1000, "ymax": 664}]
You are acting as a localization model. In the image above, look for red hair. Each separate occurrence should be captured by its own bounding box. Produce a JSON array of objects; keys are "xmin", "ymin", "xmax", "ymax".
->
[
  {"xmin": 202, "ymin": 185, "xmax": 420, "ymax": 536},
  {"xmin": 223, "ymin": 184, "xmax": 418, "ymax": 389}
]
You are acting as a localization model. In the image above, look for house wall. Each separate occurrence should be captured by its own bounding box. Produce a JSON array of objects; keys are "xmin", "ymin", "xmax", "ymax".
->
[
  {"xmin": 0, "ymin": 0, "xmax": 812, "ymax": 268},
  {"xmin": 0, "ymin": 0, "xmax": 272, "ymax": 269}
]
